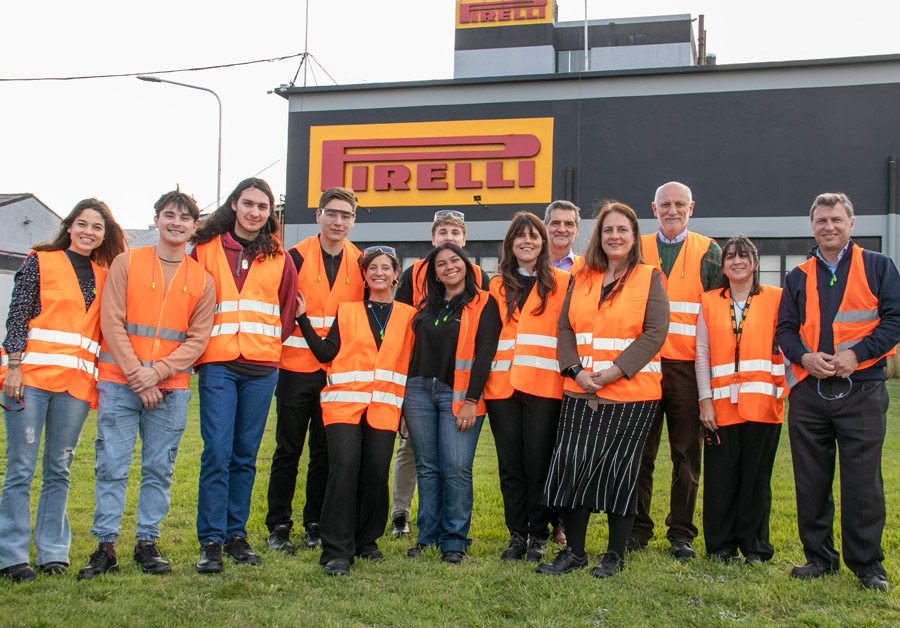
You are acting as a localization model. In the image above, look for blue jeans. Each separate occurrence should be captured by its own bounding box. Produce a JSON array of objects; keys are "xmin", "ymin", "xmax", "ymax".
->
[
  {"xmin": 0, "ymin": 386, "xmax": 89, "ymax": 568},
  {"xmin": 196, "ymin": 364, "xmax": 277, "ymax": 545},
  {"xmin": 403, "ymin": 376, "xmax": 483, "ymax": 553},
  {"xmin": 90, "ymin": 381, "xmax": 190, "ymax": 543}
]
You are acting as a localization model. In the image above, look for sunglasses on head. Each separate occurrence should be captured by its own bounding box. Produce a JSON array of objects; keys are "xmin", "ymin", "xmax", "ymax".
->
[
  {"xmin": 433, "ymin": 210, "xmax": 465, "ymax": 221},
  {"xmin": 363, "ymin": 245, "xmax": 397, "ymax": 257}
]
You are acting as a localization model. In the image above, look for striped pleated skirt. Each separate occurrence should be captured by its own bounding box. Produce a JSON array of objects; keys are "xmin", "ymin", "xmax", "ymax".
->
[{"xmin": 542, "ymin": 395, "xmax": 659, "ymax": 515}]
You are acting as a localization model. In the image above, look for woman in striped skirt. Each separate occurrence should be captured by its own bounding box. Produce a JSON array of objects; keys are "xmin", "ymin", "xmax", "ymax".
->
[{"xmin": 537, "ymin": 202, "xmax": 669, "ymax": 578}]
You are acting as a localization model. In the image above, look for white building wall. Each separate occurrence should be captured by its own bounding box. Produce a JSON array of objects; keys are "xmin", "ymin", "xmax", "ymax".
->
[
  {"xmin": 590, "ymin": 42, "xmax": 695, "ymax": 71},
  {"xmin": 454, "ymin": 45, "xmax": 556, "ymax": 78}
]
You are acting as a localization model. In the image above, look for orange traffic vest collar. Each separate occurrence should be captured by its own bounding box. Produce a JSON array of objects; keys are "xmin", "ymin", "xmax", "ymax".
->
[
  {"xmin": 0, "ymin": 251, "xmax": 106, "ymax": 404},
  {"xmin": 484, "ymin": 268, "xmax": 568, "ymax": 400},
  {"xmin": 702, "ymin": 285, "xmax": 785, "ymax": 426},
  {"xmin": 641, "ymin": 231, "xmax": 712, "ymax": 361},
  {"xmin": 411, "ymin": 258, "xmax": 485, "ymax": 308},
  {"xmin": 787, "ymin": 244, "xmax": 896, "ymax": 388},
  {"xmin": 281, "ymin": 236, "xmax": 364, "ymax": 373},
  {"xmin": 98, "ymin": 247, "xmax": 208, "ymax": 389},
  {"xmin": 194, "ymin": 236, "xmax": 285, "ymax": 365},
  {"xmin": 564, "ymin": 265, "xmax": 662, "ymax": 402},
  {"xmin": 319, "ymin": 300, "xmax": 416, "ymax": 431},
  {"xmin": 452, "ymin": 290, "xmax": 491, "ymax": 416}
]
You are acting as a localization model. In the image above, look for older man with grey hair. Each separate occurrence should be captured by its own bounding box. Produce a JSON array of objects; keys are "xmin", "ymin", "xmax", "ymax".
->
[{"xmin": 543, "ymin": 200, "xmax": 584, "ymax": 273}]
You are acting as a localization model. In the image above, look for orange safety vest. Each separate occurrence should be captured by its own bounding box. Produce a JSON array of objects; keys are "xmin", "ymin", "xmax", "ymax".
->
[
  {"xmin": 564, "ymin": 265, "xmax": 662, "ymax": 402},
  {"xmin": 0, "ymin": 251, "xmax": 107, "ymax": 404},
  {"xmin": 97, "ymin": 247, "xmax": 208, "ymax": 389},
  {"xmin": 484, "ymin": 268, "xmax": 568, "ymax": 400},
  {"xmin": 451, "ymin": 290, "xmax": 491, "ymax": 416},
  {"xmin": 641, "ymin": 232, "xmax": 713, "ymax": 361},
  {"xmin": 319, "ymin": 301, "xmax": 416, "ymax": 431},
  {"xmin": 194, "ymin": 236, "xmax": 285, "ymax": 364},
  {"xmin": 411, "ymin": 258, "xmax": 486, "ymax": 308},
  {"xmin": 787, "ymin": 244, "xmax": 897, "ymax": 387},
  {"xmin": 701, "ymin": 286, "xmax": 785, "ymax": 426},
  {"xmin": 570, "ymin": 255, "xmax": 586, "ymax": 274},
  {"xmin": 281, "ymin": 236, "xmax": 364, "ymax": 373}
]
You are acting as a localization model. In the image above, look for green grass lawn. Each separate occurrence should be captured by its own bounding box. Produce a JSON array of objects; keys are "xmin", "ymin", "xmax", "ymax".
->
[{"xmin": 1, "ymin": 381, "xmax": 899, "ymax": 627}]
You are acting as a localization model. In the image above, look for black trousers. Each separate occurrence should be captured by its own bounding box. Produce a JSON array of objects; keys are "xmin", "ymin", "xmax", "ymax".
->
[
  {"xmin": 265, "ymin": 395, "xmax": 329, "ymax": 532},
  {"xmin": 633, "ymin": 360, "xmax": 703, "ymax": 542},
  {"xmin": 486, "ymin": 391, "xmax": 560, "ymax": 539},
  {"xmin": 703, "ymin": 421, "xmax": 782, "ymax": 559},
  {"xmin": 788, "ymin": 377, "xmax": 888, "ymax": 577},
  {"xmin": 318, "ymin": 418, "xmax": 397, "ymax": 564}
]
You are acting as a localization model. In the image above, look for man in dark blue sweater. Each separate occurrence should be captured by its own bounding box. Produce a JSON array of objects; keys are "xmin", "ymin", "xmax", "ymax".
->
[{"xmin": 776, "ymin": 192, "xmax": 900, "ymax": 593}]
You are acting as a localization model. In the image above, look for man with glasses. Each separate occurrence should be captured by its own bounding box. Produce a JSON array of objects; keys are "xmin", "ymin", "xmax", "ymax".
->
[
  {"xmin": 266, "ymin": 187, "xmax": 365, "ymax": 554},
  {"xmin": 543, "ymin": 200, "xmax": 584, "ymax": 273},
  {"xmin": 776, "ymin": 192, "xmax": 900, "ymax": 593},
  {"xmin": 389, "ymin": 209, "xmax": 490, "ymax": 538}
]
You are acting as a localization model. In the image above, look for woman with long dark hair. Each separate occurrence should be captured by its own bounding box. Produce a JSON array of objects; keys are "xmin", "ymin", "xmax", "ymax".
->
[
  {"xmin": 404, "ymin": 242, "xmax": 500, "ymax": 564},
  {"xmin": 296, "ymin": 246, "xmax": 415, "ymax": 575},
  {"xmin": 0, "ymin": 199, "xmax": 125, "ymax": 581},
  {"xmin": 484, "ymin": 212, "xmax": 570, "ymax": 562},
  {"xmin": 190, "ymin": 178, "xmax": 299, "ymax": 573},
  {"xmin": 537, "ymin": 202, "xmax": 668, "ymax": 578},
  {"xmin": 696, "ymin": 235, "xmax": 784, "ymax": 564}
]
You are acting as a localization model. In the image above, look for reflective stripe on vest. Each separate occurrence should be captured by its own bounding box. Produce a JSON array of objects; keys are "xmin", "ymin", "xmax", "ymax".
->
[
  {"xmin": 281, "ymin": 236, "xmax": 364, "ymax": 373},
  {"xmin": 451, "ymin": 291, "xmax": 491, "ymax": 415},
  {"xmin": 641, "ymin": 232, "xmax": 712, "ymax": 360},
  {"xmin": 702, "ymin": 285, "xmax": 785, "ymax": 425}
]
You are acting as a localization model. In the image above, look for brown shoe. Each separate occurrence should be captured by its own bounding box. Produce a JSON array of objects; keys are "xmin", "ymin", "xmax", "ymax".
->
[{"xmin": 551, "ymin": 523, "xmax": 566, "ymax": 545}]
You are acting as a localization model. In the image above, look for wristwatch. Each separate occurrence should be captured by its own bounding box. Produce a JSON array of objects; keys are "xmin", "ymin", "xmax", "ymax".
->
[{"xmin": 567, "ymin": 365, "xmax": 584, "ymax": 380}]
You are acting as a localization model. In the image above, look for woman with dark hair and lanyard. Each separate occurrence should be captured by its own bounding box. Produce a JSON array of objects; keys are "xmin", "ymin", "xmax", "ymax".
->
[
  {"xmin": 538, "ymin": 202, "xmax": 669, "ymax": 578},
  {"xmin": 696, "ymin": 235, "xmax": 785, "ymax": 565},
  {"xmin": 0, "ymin": 199, "xmax": 126, "ymax": 581},
  {"xmin": 484, "ymin": 212, "xmax": 570, "ymax": 562},
  {"xmin": 404, "ymin": 242, "xmax": 500, "ymax": 564},
  {"xmin": 296, "ymin": 245, "xmax": 416, "ymax": 576}
]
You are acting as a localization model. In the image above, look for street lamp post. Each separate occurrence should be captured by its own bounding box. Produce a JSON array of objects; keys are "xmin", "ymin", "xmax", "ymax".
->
[{"xmin": 137, "ymin": 75, "xmax": 222, "ymax": 208}]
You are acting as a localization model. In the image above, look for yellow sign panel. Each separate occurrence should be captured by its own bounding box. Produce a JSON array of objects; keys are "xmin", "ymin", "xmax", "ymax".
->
[
  {"xmin": 455, "ymin": 0, "xmax": 552, "ymax": 29},
  {"xmin": 307, "ymin": 118, "xmax": 554, "ymax": 208}
]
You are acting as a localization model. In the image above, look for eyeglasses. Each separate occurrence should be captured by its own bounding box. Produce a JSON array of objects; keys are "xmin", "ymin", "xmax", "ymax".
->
[
  {"xmin": 703, "ymin": 428, "xmax": 721, "ymax": 446},
  {"xmin": 1, "ymin": 399, "xmax": 25, "ymax": 412},
  {"xmin": 363, "ymin": 245, "xmax": 397, "ymax": 257},
  {"xmin": 817, "ymin": 377, "xmax": 852, "ymax": 401},
  {"xmin": 433, "ymin": 210, "xmax": 465, "ymax": 221},
  {"xmin": 319, "ymin": 208, "xmax": 356, "ymax": 222},
  {"xmin": 159, "ymin": 388, "xmax": 174, "ymax": 397}
]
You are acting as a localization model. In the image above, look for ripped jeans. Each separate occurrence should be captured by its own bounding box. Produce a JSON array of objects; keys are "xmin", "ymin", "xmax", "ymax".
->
[
  {"xmin": 90, "ymin": 381, "xmax": 190, "ymax": 543},
  {"xmin": 0, "ymin": 386, "xmax": 89, "ymax": 569}
]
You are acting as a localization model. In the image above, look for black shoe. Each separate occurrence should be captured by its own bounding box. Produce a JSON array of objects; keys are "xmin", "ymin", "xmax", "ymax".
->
[
  {"xmin": 711, "ymin": 546, "xmax": 738, "ymax": 564},
  {"xmin": 525, "ymin": 535, "xmax": 547, "ymax": 562},
  {"xmin": 0, "ymin": 563, "xmax": 37, "ymax": 583},
  {"xmin": 324, "ymin": 558, "xmax": 350, "ymax": 576},
  {"xmin": 535, "ymin": 547, "xmax": 588, "ymax": 575},
  {"xmin": 407, "ymin": 543, "xmax": 428, "ymax": 558},
  {"xmin": 442, "ymin": 550, "xmax": 466, "ymax": 564},
  {"xmin": 37, "ymin": 562, "xmax": 67, "ymax": 576},
  {"xmin": 591, "ymin": 551, "xmax": 624, "ymax": 578},
  {"xmin": 305, "ymin": 523, "xmax": 322, "ymax": 550},
  {"xmin": 500, "ymin": 532, "xmax": 527, "ymax": 561},
  {"xmin": 133, "ymin": 540, "xmax": 171, "ymax": 574},
  {"xmin": 358, "ymin": 548, "xmax": 383, "ymax": 562},
  {"xmin": 670, "ymin": 537, "xmax": 695, "ymax": 561},
  {"xmin": 196, "ymin": 542, "xmax": 224, "ymax": 574},
  {"xmin": 859, "ymin": 573, "xmax": 892, "ymax": 592},
  {"xmin": 625, "ymin": 536, "xmax": 648, "ymax": 553},
  {"xmin": 77, "ymin": 547, "xmax": 119, "ymax": 580},
  {"xmin": 790, "ymin": 561, "xmax": 838, "ymax": 580},
  {"xmin": 744, "ymin": 554, "xmax": 766, "ymax": 566},
  {"xmin": 391, "ymin": 514, "xmax": 410, "ymax": 538},
  {"xmin": 267, "ymin": 524, "xmax": 295, "ymax": 554},
  {"xmin": 224, "ymin": 537, "xmax": 261, "ymax": 565}
]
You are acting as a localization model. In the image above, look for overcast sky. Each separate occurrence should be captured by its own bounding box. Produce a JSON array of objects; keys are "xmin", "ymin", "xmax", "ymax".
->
[{"xmin": 2, "ymin": 0, "xmax": 897, "ymax": 228}]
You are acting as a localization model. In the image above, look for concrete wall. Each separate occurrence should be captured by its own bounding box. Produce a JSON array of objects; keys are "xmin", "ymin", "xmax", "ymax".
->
[{"xmin": 454, "ymin": 45, "xmax": 556, "ymax": 78}]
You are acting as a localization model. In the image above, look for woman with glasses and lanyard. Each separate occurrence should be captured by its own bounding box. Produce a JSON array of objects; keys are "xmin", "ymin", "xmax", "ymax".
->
[
  {"xmin": 404, "ymin": 242, "xmax": 500, "ymax": 564},
  {"xmin": 297, "ymin": 246, "xmax": 416, "ymax": 576},
  {"xmin": 0, "ymin": 199, "xmax": 126, "ymax": 582},
  {"xmin": 696, "ymin": 235, "xmax": 785, "ymax": 565},
  {"xmin": 538, "ymin": 202, "xmax": 668, "ymax": 579},
  {"xmin": 484, "ymin": 212, "xmax": 571, "ymax": 563}
]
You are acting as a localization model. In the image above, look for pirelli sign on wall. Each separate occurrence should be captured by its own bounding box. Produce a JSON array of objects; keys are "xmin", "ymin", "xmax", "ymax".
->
[
  {"xmin": 307, "ymin": 118, "xmax": 554, "ymax": 208},
  {"xmin": 455, "ymin": 0, "xmax": 552, "ymax": 29}
]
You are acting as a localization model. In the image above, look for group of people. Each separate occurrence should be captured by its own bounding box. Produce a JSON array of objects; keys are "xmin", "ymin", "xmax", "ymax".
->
[{"xmin": 0, "ymin": 179, "xmax": 896, "ymax": 593}]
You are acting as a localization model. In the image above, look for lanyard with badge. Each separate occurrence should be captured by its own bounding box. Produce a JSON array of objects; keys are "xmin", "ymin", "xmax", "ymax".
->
[{"xmin": 729, "ymin": 292, "xmax": 752, "ymax": 403}]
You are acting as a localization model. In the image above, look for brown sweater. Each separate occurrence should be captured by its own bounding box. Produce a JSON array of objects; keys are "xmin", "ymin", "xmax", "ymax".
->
[
  {"xmin": 557, "ymin": 269, "xmax": 669, "ymax": 403},
  {"xmin": 100, "ymin": 251, "xmax": 216, "ymax": 383}
]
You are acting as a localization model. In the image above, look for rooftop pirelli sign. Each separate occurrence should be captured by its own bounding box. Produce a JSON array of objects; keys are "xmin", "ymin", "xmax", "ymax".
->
[
  {"xmin": 307, "ymin": 118, "xmax": 554, "ymax": 208},
  {"xmin": 456, "ymin": 0, "xmax": 552, "ymax": 29}
]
